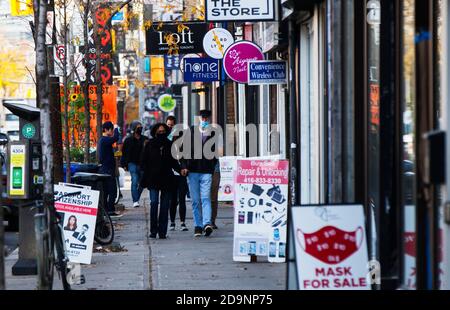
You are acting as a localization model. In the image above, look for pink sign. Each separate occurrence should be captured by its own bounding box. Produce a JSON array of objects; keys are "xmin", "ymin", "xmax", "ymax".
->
[
  {"xmin": 235, "ymin": 160, "xmax": 289, "ymax": 185},
  {"xmin": 223, "ymin": 41, "xmax": 264, "ymax": 83}
]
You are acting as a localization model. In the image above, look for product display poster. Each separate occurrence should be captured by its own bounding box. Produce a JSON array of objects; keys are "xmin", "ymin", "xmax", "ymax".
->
[
  {"xmin": 54, "ymin": 184, "xmax": 99, "ymax": 265},
  {"xmin": 218, "ymin": 156, "xmax": 241, "ymax": 202},
  {"xmin": 292, "ymin": 205, "xmax": 370, "ymax": 290},
  {"xmin": 233, "ymin": 159, "xmax": 289, "ymax": 263}
]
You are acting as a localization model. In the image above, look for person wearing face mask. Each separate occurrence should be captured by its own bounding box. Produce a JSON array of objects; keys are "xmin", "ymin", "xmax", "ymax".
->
[
  {"xmin": 121, "ymin": 120, "xmax": 147, "ymax": 208},
  {"xmin": 140, "ymin": 123, "xmax": 181, "ymax": 239},
  {"xmin": 179, "ymin": 110, "xmax": 218, "ymax": 238}
]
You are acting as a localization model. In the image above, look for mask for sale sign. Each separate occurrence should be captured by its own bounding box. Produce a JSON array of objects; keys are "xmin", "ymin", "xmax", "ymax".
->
[{"xmin": 291, "ymin": 205, "xmax": 370, "ymax": 290}]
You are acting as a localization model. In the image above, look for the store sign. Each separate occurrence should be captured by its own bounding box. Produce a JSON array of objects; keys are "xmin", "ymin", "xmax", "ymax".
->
[
  {"xmin": 206, "ymin": 0, "xmax": 275, "ymax": 22},
  {"xmin": 183, "ymin": 57, "xmax": 220, "ymax": 82},
  {"xmin": 146, "ymin": 23, "xmax": 208, "ymax": 55},
  {"xmin": 203, "ymin": 28, "xmax": 235, "ymax": 59},
  {"xmin": 158, "ymin": 94, "xmax": 176, "ymax": 112},
  {"xmin": 55, "ymin": 184, "xmax": 99, "ymax": 265},
  {"xmin": 291, "ymin": 205, "xmax": 371, "ymax": 290},
  {"xmin": 223, "ymin": 41, "xmax": 264, "ymax": 84},
  {"xmin": 233, "ymin": 159, "xmax": 289, "ymax": 263},
  {"xmin": 218, "ymin": 156, "xmax": 241, "ymax": 202},
  {"xmin": 248, "ymin": 60, "xmax": 287, "ymax": 85}
]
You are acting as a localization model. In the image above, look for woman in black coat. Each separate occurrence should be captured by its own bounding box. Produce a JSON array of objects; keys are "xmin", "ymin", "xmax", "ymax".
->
[{"xmin": 140, "ymin": 123, "xmax": 181, "ymax": 239}]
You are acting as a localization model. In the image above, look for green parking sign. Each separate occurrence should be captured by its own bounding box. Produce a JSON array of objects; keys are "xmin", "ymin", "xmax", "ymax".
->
[{"xmin": 22, "ymin": 123, "xmax": 36, "ymax": 139}]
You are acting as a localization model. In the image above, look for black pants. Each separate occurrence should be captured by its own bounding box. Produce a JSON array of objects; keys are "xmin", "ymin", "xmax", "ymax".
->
[
  {"xmin": 169, "ymin": 176, "xmax": 188, "ymax": 223},
  {"xmin": 100, "ymin": 167, "xmax": 117, "ymax": 213},
  {"xmin": 150, "ymin": 189, "xmax": 171, "ymax": 237}
]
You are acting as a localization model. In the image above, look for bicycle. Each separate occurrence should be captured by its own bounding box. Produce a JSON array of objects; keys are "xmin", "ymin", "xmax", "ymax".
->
[{"xmin": 32, "ymin": 191, "xmax": 82, "ymax": 290}]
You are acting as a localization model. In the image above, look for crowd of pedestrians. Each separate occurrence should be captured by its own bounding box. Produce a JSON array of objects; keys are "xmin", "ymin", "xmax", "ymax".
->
[{"xmin": 100, "ymin": 110, "xmax": 221, "ymax": 239}]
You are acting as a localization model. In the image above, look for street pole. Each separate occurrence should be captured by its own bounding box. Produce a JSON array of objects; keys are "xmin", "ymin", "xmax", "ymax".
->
[{"xmin": 0, "ymin": 202, "xmax": 5, "ymax": 289}]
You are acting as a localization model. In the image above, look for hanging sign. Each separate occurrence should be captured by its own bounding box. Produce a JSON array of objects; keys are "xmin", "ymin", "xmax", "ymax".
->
[
  {"xmin": 158, "ymin": 94, "xmax": 176, "ymax": 112},
  {"xmin": 206, "ymin": 0, "xmax": 275, "ymax": 22},
  {"xmin": 291, "ymin": 205, "xmax": 371, "ymax": 290},
  {"xmin": 146, "ymin": 23, "xmax": 208, "ymax": 55},
  {"xmin": 183, "ymin": 57, "xmax": 220, "ymax": 82},
  {"xmin": 203, "ymin": 28, "xmax": 234, "ymax": 59},
  {"xmin": 54, "ymin": 184, "xmax": 99, "ymax": 265},
  {"xmin": 233, "ymin": 159, "xmax": 289, "ymax": 263},
  {"xmin": 165, "ymin": 54, "xmax": 182, "ymax": 70},
  {"xmin": 223, "ymin": 41, "xmax": 264, "ymax": 84},
  {"xmin": 248, "ymin": 60, "xmax": 288, "ymax": 85}
]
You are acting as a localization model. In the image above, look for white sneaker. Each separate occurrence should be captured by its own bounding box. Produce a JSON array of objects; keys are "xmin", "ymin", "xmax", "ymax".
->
[{"xmin": 133, "ymin": 202, "xmax": 140, "ymax": 208}]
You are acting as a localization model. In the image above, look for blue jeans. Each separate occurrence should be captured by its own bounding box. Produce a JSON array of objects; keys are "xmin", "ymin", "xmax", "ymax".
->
[
  {"xmin": 149, "ymin": 189, "xmax": 171, "ymax": 237},
  {"xmin": 187, "ymin": 173, "xmax": 212, "ymax": 228},
  {"xmin": 128, "ymin": 163, "xmax": 143, "ymax": 203}
]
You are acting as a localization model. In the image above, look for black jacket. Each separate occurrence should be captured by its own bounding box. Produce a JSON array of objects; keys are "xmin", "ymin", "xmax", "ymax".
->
[
  {"xmin": 121, "ymin": 135, "xmax": 147, "ymax": 168},
  {"xmin": 180, "ymin": 126, "xmax": 218, "ymax": 174},
  {"xmin": 140, "ymin": 137, "xmax": 181, "ymax": 190}
]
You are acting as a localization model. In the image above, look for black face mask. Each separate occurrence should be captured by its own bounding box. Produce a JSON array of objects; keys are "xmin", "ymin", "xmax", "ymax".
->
[
  {"xmin": 135, "ymin": 127, "xmax": 143, "ymax": 135},
  {"xmin": 156, "ymin": 133, "xmax": 167, "ymax": 140}
]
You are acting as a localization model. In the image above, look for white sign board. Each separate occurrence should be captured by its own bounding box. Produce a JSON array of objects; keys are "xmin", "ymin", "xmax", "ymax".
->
[
  {"xmin": 233, "ymin": 159, "xmax": 289, "ymax": 263},
  {"xmin": 292, "ymin": 205, "xmax": 371, "ymax": 290},
  {"xmin": 206, "ymin": 0, "xmax": 275, "ymax": 22},
  {"xmin": 203, "ymin": 28, "xmax": 235, "ymax": 59},
  {"xmin": 218, "ymin": 156, "xmax": 240, "ymax": 202},
  {"xmin": 54, "ymin": 184, "xmax": 99, "ymax": 265}
]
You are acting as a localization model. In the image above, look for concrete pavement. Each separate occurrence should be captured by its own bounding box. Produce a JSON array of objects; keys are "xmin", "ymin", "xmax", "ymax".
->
[{"xmin": 3, "ymin": 176, "xmax": 286, "ymax": 290}]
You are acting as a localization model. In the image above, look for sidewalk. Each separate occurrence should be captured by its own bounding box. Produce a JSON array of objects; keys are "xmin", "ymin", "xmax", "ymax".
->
[{"xmin": 3, "ymin": 176, "xmax": 286, "ymax": 290}]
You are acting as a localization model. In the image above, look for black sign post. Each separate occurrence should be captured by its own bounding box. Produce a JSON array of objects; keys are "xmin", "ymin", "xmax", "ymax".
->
[{"xmin": 146, "ymin": 23, "xmax": 208, "ymax": 55}]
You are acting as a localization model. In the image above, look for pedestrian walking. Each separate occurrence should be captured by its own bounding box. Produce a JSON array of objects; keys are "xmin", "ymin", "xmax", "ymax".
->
[
  {"xmin": 140, "ymin": 123, "xmax": 182, "ymax": 239},
  {"xmin": 180, "ymin": 110, "xmax": 218, "ymax": 237},
  {"xmin": 98, "ymin": 121, "xmax": 122, "ymax": 218},
  {"xmin": 166, "ymin": 116, "xmax": 189, "ymax": 231},
  {"xmin": 121, "ymin": 120, "xmax": 147, "ymax": 208}
]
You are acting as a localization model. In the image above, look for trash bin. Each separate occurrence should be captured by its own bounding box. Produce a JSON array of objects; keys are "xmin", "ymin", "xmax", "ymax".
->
[{"xmin": 63, "ymin": 163, "xmax": 99, "ymax": 182}]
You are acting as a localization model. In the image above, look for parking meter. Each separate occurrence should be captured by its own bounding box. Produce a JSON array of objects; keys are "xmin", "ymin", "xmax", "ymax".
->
[{"xmin": 3, "ymin": 102, "xmax": 42, "ymax": 275}]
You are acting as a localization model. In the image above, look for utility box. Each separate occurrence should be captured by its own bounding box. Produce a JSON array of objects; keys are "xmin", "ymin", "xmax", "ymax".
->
[{"xmin": 3, "ymin": 102, "xmax": 42, "ymax": 275}]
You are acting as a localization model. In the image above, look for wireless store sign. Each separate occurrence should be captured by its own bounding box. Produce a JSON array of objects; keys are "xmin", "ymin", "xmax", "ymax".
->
[
  {"xmin": 291, "ymin": 205, "xmax": 371, "ymax": 290},
  {"xmin": 233, "ymin": 159, "xmax": 289, "ymax": 263}
]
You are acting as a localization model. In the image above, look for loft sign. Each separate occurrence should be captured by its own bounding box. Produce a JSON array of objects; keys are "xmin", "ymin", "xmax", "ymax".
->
[{"xmin": 146, "ymin": 23, "xmax": 208, "ymax": 55}]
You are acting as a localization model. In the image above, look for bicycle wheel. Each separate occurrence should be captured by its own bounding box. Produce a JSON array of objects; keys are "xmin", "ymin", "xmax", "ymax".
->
[
  {"xmin": 34, "ymin": 212, "xmax": 54, "ymax": 290},
  {"xmin": 114, "ymin": 177, "xmax": 121, "ymax": 205},
  {"xmin": 53, "ymin": 223, "xmax": 71, "ymax": 290},
  {"xmin": 94, "ymin": 204, "xmax": 114, "ymax": 245}
]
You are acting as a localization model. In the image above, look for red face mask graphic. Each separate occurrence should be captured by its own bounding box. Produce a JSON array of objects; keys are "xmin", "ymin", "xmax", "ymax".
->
[
  {"xmin": 297, "ymin": 226, "xmax": 364, "ymax": 265},
  {"xmin": 404, "ymin": 230, "xmax": 443, "ymax": 262}
]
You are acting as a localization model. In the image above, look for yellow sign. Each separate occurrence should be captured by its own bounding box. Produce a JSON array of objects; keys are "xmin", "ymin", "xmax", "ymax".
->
[
  {"xmin": 9, "ymin": 144, "xmax": 26, "ymax": 196},
  {"xmin": 151, "ymin": 56, "xmax": 165, "ymax": 85},
  {"xmin": 10, "ymin": 0, "xmax": 33, "ymax": 16}
]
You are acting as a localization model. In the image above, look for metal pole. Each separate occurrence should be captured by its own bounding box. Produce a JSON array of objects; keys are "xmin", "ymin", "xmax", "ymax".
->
[
  {"xmin": 0, "ymin": 203, "xmax": 5, "ymax": 289},
  {"xmin": 288, "ymin": 19, "xmax": 299, "ymax": 206}
]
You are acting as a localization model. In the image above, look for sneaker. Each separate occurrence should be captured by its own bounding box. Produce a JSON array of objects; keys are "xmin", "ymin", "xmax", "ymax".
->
[
  {"xmin": 169, "ymin": 222, "xmax": 176, "ymax": 231},
  {"xmin": 180, "ymin": 223, "xmax": 188, "ymax": 231},
  {"xmin": 204, "ymin": 225, "xmax": 213, "ymax": 237},
  {"xmin": 212, "ymin": 222, "xmax": 218, "ymax": 230},
  {"xmin": 159, "ymin": 235, "xmax": 167, "ymax": 239},
  {"xmin": 194, "ymin": 227, "xmax": 203, "ymax": 237},
  {"xmin": 108, "ymin": 212, "xmax": 123, "ymax": 219},
  {"xmin": 149, "ymin": 233, "xmax": 157, "ymax": 239},
  {"xmin": 133, "ymin": 202, "xmax": 140, "ymax": 208}
]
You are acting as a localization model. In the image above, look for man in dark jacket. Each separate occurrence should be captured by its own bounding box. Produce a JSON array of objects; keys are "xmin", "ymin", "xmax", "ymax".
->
[
  {"xmin": 98, "ymin": 121, "xmax": 121, "ymax": 217},
  {"xmin": 121, "ymin": 120, "xmax": 147, "ymax": 208},
  {"xmin": 140, "ymin": 123, "xmax": 181, "ymax": 239},
  {"xmin": 180, "ymin": 110, "xmax": 218, "ymax": 237}
]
